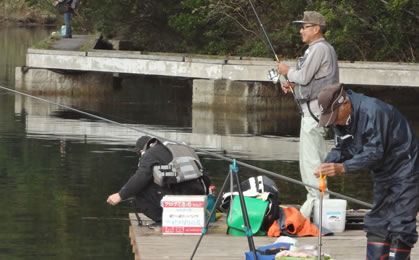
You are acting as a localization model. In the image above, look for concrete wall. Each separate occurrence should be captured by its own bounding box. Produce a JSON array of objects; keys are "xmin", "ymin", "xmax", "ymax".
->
[
  {"xmin": 15, "ymin": 67, "xmax": 114, "ymax": 96},
  {"xmin": 192, "ymin": 79, "xmax": 287, "ymax": 110}
]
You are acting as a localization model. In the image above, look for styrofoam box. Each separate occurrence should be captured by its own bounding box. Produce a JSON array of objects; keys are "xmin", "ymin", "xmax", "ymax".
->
[{"xmin": 161, "ymin": 195, "xmax": 207, "ymax": 235}]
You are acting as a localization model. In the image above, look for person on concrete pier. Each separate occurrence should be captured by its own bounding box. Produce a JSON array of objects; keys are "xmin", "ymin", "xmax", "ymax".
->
[
  {"xmin": 315, "ymin": 83, "xmax": 419, "ymax": 260},
  {"xmin": 277, "ymin": 11, "xmax": 339, "ymax": 218},
  {"xmin": 107, "ymin": 136, "xmax": 210, "ymax": 223},
  {"xmin": 54, "ymin": 0, "xmax": 79, "ymax": 38}
]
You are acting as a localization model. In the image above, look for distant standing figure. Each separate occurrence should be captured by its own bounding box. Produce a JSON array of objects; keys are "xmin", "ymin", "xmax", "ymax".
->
[{"xmin": 54, "ymin": 0, "xmax": 77, "ymax": 38}]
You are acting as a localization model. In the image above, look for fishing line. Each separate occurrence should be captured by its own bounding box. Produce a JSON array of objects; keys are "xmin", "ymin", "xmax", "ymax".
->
[
  {"xmin": 0, "ymin": 85, "xmax": 372, "ymax": 208},
  {"xmin": 247, "ymin": 0, "xmax": 303, "ymax": 116}
]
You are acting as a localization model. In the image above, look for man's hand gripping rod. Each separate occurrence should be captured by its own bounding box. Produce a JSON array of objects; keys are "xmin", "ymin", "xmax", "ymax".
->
[{"xmin": 247, "ymin": 0, "xmax": 303, "ymax": 116}]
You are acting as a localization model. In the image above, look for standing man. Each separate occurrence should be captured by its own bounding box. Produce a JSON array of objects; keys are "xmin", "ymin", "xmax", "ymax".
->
[
  {"xmin": 277, "ymin": 11, "xmax": 339, "ymax": 218},
  {"xmin": 315, "ymin": 83, "xmax": 419, "ymax": 260}
]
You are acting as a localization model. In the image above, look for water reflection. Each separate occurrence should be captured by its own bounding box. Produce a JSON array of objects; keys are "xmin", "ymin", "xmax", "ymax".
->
[
  {"xmin": 14, "ymin": 93, "xmax": 306, "ymax": 161},
  {"xmin": 192, "ymin": 107, "xmax": 300, "ymax": 136},
  {"xmin": 0, "ymin": 26, "xmax": 53, "ymax": 86}
]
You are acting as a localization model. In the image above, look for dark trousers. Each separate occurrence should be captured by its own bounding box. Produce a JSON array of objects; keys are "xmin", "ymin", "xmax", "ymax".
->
[
  {"xmin": 64, "ymin": 12, "xmax": 72, "ymax": 37},
  {"xmin": 134, "ymin": 178, "xmax": 208, "ymax": 222},
  {"xmin": 364, "ymin": 175, "xmax": 419, "ymax": 248},
  {"xmin": 135, "ymin": 184, "xmax": 165, "ymax": 222}
]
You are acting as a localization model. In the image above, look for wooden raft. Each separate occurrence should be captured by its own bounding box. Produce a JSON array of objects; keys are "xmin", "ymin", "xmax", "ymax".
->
[{"xmin": 129, "ymin": 213, "xmax": 419, "ymax": 260}]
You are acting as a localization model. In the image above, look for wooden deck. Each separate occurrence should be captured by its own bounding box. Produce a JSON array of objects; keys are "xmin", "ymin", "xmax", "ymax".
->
[{"xmin": 128, "ymin": 213, "xmax": 419, "ymax": 260}]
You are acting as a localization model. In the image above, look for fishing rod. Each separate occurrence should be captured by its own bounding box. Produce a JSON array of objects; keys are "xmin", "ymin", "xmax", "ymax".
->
[
  {"xmin": 318, "ymin": 174, "xmax": 327, "ymax": 260},
  {"xmin": 247, "ymin": 0, "xmax": 303, "ymax": 116},
  {"xmin": 0, "ymin": 85, "xmax": 372, "ymax": 208}
]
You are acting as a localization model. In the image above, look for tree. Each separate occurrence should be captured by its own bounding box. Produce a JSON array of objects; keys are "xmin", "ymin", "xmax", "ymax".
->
[{"xmin": 21, "ymin": 0, "xmax": 419, "ymax": 62}]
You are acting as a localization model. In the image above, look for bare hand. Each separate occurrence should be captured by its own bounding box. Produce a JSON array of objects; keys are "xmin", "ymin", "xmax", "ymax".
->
[
  {"xmin": 277, "ymin": 63, "xmax": 289, "ymax": 76},
  {"xmin": 281, "ymin": 81, "xmax": 293, "ymax": 94},
  {"xmin": 314, "ymin": 163, "xmax": 345, "ymax": 177},
  {"xmin": 107, "ymin": 193, "xmax": 121, "ymax": 206}
]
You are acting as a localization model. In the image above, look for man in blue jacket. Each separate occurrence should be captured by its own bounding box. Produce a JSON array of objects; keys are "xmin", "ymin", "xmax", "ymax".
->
[{"xmin": 315, "ymin": 83, "xmax": 419, "ymax": 260}]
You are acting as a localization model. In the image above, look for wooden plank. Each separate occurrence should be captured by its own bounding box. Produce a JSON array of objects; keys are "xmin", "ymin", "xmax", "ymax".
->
[
  {"xmin": 128, "ymin": 213, "xmax": 419, "ymax": 260},
  {"xmin": 129, "ymin": 225, "xmax": 140, "ymax": 260}
]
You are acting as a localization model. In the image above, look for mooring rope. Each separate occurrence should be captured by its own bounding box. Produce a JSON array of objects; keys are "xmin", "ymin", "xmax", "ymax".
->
[{"xmin": 0, "ymin": 85, "xmax": 373, "ymax": 208}]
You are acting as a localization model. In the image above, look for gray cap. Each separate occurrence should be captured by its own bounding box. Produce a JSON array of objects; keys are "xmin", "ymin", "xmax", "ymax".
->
[
  {"xmin": 318, "ymin": 83, "xmax": 347, "ymax": 127},
  {"xmin": 293, "ymin": 11, "xmax": 326, "ymax": 26}
]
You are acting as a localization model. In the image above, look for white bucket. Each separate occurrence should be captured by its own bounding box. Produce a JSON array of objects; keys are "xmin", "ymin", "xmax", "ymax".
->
[{"xmin": 313, "ymin": 199, "xmax": 347, "ymax": 232}]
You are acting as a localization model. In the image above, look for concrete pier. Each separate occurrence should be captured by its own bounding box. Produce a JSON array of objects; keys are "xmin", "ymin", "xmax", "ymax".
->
[
  {"xmin": 192, "ymin": 79, "xmax": 284, "ymax": 110},
  {"xmin": 17, "ymin": 36, "xmax": 419, "ymax": 109},
  {"xmin": 15, "ymin": 67, "xmax": 114, "ymax": 96},
  {"xmin": 24, "ymin": 48, "xmax": 419, "ymax": 87}
]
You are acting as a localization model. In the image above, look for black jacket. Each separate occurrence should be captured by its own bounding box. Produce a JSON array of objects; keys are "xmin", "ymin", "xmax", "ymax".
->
[
  {"xmin": 325, "ymin": 90, "xmax": 419, "ymax": 182},
  {"xmin": 119, "ymin": 142, "xmax": 208, "ymax": 200}
]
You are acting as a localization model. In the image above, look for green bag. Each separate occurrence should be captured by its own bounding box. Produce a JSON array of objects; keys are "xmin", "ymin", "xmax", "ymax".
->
[{"xmin": 227, "ymin": 196, "xmax": 269, "ymax": 236}]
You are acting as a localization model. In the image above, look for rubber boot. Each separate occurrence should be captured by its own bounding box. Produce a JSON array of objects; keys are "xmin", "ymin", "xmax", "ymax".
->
[
  {"xmin": 389, "ymin": 240, "xmax": 411, "ymax": 260},
  {"xmin": 366, "ymin": 241, "xmax": 390, "ymax": 260},
  {"xmin": 366, "ymin": 233, "xmax": 390, "ymax": 260}
]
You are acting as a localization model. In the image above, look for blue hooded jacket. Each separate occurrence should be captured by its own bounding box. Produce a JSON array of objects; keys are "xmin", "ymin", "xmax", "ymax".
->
[{"xmin": 324, "ymin": 90, "xmax": 419, "ymax": 183}]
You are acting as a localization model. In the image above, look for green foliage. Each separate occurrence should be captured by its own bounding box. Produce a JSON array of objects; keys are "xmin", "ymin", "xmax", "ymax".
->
[
  {"xmin": 16, "ymin": 0, "xmax": 419, "ymax": 62},
  {"xmin": 33, "ymin": 33, "xmax": 61, "ymax": 49},
  {"xmin": 315, "ymin": 0, "xmax": 419, "ymax": 61}
]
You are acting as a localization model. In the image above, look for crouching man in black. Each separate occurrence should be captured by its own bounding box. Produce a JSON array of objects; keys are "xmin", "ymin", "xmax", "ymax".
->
[{"xmin": 107, "ymin": 136, "xmax": 210, "ymax": 223}]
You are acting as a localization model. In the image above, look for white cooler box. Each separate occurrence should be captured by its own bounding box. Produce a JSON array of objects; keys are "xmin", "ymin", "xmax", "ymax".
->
[{"xmin": 161, "ymin": 195, "xmax": 207, "ymax": 235}]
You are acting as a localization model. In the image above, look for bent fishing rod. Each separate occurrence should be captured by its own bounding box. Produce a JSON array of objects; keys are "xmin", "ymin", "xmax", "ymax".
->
[
  {"xmin": 0, "ymin": 85, "xmax": 372, "ymax": 208},
  {"xmin": 247, "ymin": 0, "xmax": 303, "ymax": 116}
]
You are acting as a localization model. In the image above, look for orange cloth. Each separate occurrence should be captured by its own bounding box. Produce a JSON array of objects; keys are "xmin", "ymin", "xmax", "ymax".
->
[
  {"xmin": 267, "ymin": 207, "xmax": 319, "ymax": 237},
  {"xmin": 267, "ymin": 218, "xmax": 281, "ymax": 237}
]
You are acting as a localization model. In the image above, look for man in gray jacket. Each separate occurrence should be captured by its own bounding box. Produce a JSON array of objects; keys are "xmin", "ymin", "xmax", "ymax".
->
[{"xmin": 277, "ymin": 11, "xmax": 339, "ymax": 218}]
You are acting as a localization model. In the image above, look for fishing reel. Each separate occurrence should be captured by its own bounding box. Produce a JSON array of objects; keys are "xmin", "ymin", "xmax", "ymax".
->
[{"xmin": 268, "ymin": 68, "xmax": 280, "ymax": 85}]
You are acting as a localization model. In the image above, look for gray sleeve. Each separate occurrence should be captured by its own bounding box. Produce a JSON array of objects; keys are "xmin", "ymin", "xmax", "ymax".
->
[{"xmin": 287, "ymin": 45, "xmax": 328, "ymax": 85}]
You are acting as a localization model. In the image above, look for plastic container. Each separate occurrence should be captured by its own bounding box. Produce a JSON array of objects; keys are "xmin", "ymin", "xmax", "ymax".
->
[
  {"xmin": 313, "ymin": 199, "xmax": 347, "ymax": 232},
  {"xmin": 206, "ymin": 185, "xmax": 216, "ymax": 222},
  {"xmin": 61, "ymin": 25, "xmax": 66, "ymax": 36},
  {"xmin": 206, "ymin": 194, "xmax": 216, "ymax": 222}
]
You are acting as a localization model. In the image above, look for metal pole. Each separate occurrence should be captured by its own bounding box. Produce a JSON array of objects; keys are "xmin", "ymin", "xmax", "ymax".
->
[
  {"xmin": 190, "ymin": 165, "xmax": 232, "ymax": 259},
  {"xmin": 231, "ymin": 160, "xmax": 258, "ymax": 259},
  {"xmin": 318, "ymin": 174, "xmax": 327, "ymax": 260},
  {"xmin": 318, "ymin": 193, "xmax": 323, "ymax": 260}
]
